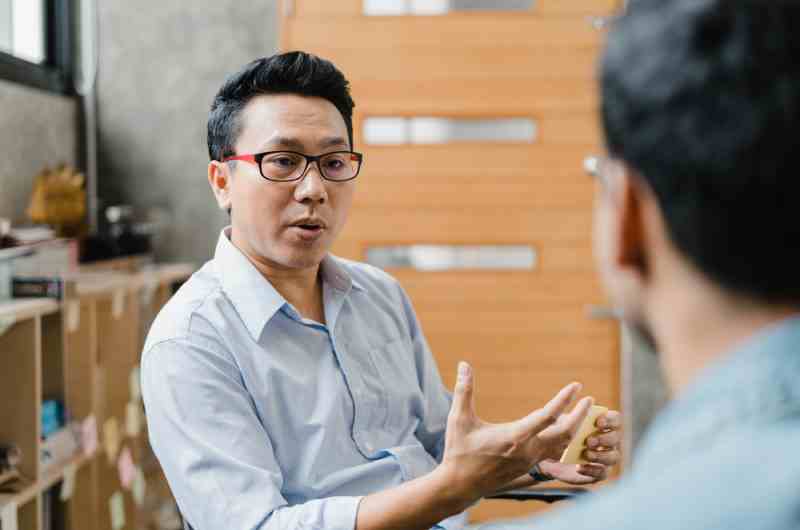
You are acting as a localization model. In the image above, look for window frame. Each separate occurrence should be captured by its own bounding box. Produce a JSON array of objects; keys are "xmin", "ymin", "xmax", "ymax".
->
[{"xmin": 0, "ymin": 0, "xmax": 74, "ymax": 95}]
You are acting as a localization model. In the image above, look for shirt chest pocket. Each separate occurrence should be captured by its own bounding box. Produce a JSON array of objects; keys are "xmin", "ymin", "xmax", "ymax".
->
[{"xmin": 362, "ymin": 338, "xmax": 425, "ymax": 432}]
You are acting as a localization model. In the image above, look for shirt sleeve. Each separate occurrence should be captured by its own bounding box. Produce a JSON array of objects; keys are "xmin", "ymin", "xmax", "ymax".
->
[
  {"xmin": 141, "ymin": 333, "xmax": 363, "ymax": 530},
  {"xmin": 395, "ymin": 283, "xmax": 453, "ymax": 463}
]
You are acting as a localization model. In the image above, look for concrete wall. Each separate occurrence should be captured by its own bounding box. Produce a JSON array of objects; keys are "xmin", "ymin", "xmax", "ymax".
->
[
  {"xmin": 0, "ymin": 80, "xmax": 78, "ymax": 225},
  {"xmin": 95, "ymin": 0, "xmax": 279, "ymax": 263}
]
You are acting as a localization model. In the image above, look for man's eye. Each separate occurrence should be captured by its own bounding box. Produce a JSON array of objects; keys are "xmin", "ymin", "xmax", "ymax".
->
[
  {"xmin": 265, "ymin": 155, "xmax": 302, "ymax": 170},
  {"xmin": 325, "ymin": 159, "xmax": 345, "ymax": 170}
]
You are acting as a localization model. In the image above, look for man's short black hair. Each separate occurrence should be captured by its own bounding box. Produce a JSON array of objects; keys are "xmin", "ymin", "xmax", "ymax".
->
[
  {"xmin": 207, "ymin": 51, "xmax": 356, "ymax": 162},
  {"xmin": 601, "ymin": 0, "xmax": 800, "ymax": 305}
]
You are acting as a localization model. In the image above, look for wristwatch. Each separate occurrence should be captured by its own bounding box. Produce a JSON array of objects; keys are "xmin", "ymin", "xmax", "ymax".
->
[{"xmin": 529, "ymin": 463, "xmax": 554, "ymax": 483}]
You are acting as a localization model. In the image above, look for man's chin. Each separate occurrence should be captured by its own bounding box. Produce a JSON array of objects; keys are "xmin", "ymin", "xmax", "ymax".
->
[{"xmin": 275, "ymin": 245, "xmax": 330, "ymax": 271}]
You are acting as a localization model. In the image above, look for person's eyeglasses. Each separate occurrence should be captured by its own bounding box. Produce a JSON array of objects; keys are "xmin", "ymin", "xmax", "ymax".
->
[
  {"xmin": 222, "ymin": 150, "xmax": 364, "ymax": 182},
  {"xmin": 584, "ymin": 155, "xmax": 624, "ymax": 184}
]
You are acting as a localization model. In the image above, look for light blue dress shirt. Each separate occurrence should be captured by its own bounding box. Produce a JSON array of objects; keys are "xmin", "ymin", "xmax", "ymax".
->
[
  {"xmin": 481, "ymin": 316, "xmax": 800, "ymax": 530},
  {"xmin": 141, "ymin": 229, "xmax": 466, "ymax": 530}
]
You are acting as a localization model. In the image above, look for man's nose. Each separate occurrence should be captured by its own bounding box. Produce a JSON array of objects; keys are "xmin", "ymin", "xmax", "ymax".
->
[{"xmin": 294, "ymin": 162, "xmax": 328, "ymax": 204}]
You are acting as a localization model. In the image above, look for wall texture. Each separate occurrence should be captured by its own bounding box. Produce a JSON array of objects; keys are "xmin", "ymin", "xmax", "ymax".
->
[
  {"xmin": 0, "ymin": 79, "xmax": 78, "ymax": 225},
  {"xmin": 95, "ymin": 0, "xmax": 279, "ymax": 263}
]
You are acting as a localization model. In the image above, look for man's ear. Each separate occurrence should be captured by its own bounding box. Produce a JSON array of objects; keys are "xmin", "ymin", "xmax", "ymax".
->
[
  {"xmin": 208, "ymin": 161, "xmax": 233, "ymax": 212},
  {"xmin": 615, "ymin": 168, "xmax": 649, "ymax": 278}
]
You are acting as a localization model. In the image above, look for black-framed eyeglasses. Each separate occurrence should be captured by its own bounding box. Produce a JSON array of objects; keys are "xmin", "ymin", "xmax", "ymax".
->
[{"xmin": 222, "ymin": 150, "xmax": 364, "ymax": 182}]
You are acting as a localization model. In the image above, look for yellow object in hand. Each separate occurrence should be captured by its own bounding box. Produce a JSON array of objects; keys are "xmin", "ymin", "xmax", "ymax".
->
[{"xmin": 560, "ymin": 405, "xmax": 609, "ymax": 465}]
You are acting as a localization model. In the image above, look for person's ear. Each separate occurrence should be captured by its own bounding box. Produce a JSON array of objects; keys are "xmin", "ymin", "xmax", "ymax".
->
[
  {"xmin": 614, "ymin": 168, "xmax": 649, "ymax": 279},
  {"xmin": 208, "ymin": 161, "xmax": 233, "ymax": 212}
]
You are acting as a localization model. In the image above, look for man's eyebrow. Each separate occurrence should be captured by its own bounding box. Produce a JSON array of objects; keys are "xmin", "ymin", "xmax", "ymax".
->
[
  {"xmin": 259, "ymin": 136, "xmax": 349, "ymax": 152},
  {"xmin": 319, "ymin": 137, "xmax": 349, "ymax": 149},
  {"xmin": 262, "ymin": 136, "xmax": 305, "ymax": 151}
]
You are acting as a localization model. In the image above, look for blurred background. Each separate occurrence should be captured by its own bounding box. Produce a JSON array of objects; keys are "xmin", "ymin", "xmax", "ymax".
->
[{"xmin": 0, "ymin": 1, "xmax": 666, "ymax": 529}]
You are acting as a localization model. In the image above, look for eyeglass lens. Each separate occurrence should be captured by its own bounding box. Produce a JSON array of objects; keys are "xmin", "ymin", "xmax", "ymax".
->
[{"xmin": 260, "ymin": 152, "xmax": 359, "ymax": 181}]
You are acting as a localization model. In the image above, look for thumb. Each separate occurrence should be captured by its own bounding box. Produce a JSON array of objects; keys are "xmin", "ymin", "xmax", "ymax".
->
[{"xmin": 450, "ymin": 361, "xmax": 476, "ymax": 419}]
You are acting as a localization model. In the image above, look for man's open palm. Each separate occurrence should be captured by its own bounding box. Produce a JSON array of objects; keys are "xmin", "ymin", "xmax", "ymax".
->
[{"xmin": 440, "ymin": 362, "xmax": 593, "ymax": 501}]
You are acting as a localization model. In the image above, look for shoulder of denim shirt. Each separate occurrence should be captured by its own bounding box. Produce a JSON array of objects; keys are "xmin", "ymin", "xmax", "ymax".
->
[{"xmin": 142, "ymin": 259, "xmax": 228, "ymax": 358}]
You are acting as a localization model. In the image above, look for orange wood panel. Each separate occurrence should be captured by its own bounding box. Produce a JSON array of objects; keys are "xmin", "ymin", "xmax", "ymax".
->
[
  {"xmin": 335, "ymin": 207, "xmax": 594, "ymax": 249},
  {"xmin": 353, "ymin": 144, "xmax": 597, "ymax": 209},
  {"xmin": 290, "ymin": 18, "xmax": 602, "ymax": 49},
  {"xmin": 350, "ymin": 78, "xmax": 599, "ymax": 115}
]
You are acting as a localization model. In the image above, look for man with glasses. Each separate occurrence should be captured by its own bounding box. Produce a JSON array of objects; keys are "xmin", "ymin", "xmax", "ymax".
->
[{"xmin": 141, "ymin": 52, "xmax": 622, "ymax": 530}]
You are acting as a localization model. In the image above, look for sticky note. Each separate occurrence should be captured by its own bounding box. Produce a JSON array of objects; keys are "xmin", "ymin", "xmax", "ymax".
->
[
  {"xmin": 0, "ymin": 315, "xmax": 16, "ymax": 338},
  {"xmin": 81, "ymin": 415, "xmax": 98, "ymax": 457},
  {"xmin": 141, "ymin": 275, "xmax": 159, "ymax": 306},
  {"xmin": 118, "ymin": 446, "xmax": 135, "ymax": 490},
  {"xmin": 560, "ymin": 405, "xmax": 609, "ymax": 465},
  {"xmin": 132, "ymin": 466, "xmax": 146, "ymax": 507},
  {"xmin": 112, "ymin": 290, "xmax": 125, "ymax": 319},
  {"xmin": 109, "ymin": 491, "xmax": 126, "ymax": 530},
  {"xmin": 125, "ymin": 401, "xmax": 142, "ymax": 438},
  {"xmin": 60, "ymin": 461, "xmax": 77, "ymax": 501},
  {"xmin": 129, "ymin": 366, "xmax": 141, "ymax": 402},
  {"xmin": 66, "ymin": 301, "xmax": 80, "ymax": 333},
  {"xmin": 103, "ymin": 417, "xmax": 121, "ymax": 465},
  {"xmin": 0, "ymin": 501, "xmax": 18, "ymax": 530}
]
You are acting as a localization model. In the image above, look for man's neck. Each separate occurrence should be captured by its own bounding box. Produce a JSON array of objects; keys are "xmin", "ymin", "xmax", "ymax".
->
[
  {"xmin": 649, "ymin": 281, "xmax": 798, "ymax": 396},
  {"xmin": 230, "ymin": 231, "xmax": 325, "ymax": 323}
]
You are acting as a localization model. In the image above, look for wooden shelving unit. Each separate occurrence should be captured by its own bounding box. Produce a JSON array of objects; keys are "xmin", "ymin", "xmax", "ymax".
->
[{"xmin": 0, "ymin": 262, "xmax": 194, "ymax": 530}]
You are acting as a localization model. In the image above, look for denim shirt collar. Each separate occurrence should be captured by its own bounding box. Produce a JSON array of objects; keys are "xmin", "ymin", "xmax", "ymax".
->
[
  {"xmin": 633, "ymin": 315, "xmax": 800, "ymax": 473},
  {"xmin": 212, "ymin": 227, "xmax": 363, "ymax": 340}
]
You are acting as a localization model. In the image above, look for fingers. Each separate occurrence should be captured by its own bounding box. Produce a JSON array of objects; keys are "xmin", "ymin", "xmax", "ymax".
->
[
  {"xmin": 596, "ymin": 410, "xmax": 622, "ymax": 430},
  {"xmin": 577, "ymin": 463, "xmax": 609, "ymax": 481},
  {"xmin": 449, "ymin": 361, "xmax": 476, "ymax": 419},
  {"xmin": 517, "ymin": 382, "xmax": 582, "ymax": 434},
  {"xmin": 538, "ymin": 396, "xmax": 594, "ymax": 443},
  {"xmin": 583, "ymin": 448, "xmax": 621, "ymax": 466},
  {"xmin": 587, "ymin": 429, "xmax": 621, "ymax": 450}
]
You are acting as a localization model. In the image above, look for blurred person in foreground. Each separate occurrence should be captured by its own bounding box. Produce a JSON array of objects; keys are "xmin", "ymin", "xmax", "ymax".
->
[{"xmin": 480, "ymin": 0, "xmax": 800, "ymax": 528}]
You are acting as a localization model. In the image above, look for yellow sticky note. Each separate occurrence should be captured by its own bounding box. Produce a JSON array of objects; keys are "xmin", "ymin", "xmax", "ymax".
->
[
  {"xmin": 66, "ymin": 300, "xmax": 80, "ymax": 333},
  {"xmin": 560, "ymin": 405, "xmax": 609, "ymax": 465},
  {"xmin": 125, "ymin": 401, "xmax": 142, "ymax": 438},
  {"xmin": 129, "ymin": 367, "xmax": 141, "ymax": 402},
  {"xmin": 109, "ymin": 491, "xmax": 126, "ymax": 530},
  {"xmin": 0, "ymin": 315, "xmax": 17, "ymax": 337},
  {"xmin": 112, "ymin": 290, "xmax": 125, "ymax": 319},
  {"xmin": 81, "ymin": 414, "xmax": 98, "ymax": 457},
  {"xmin": 60, "ymin": 462, "xmax": 77, "ymax": 501},
  {"xmin": 0, "ymin": 501, "xmax": 18, "ymax": 530},
  {"xmin": 103, "ymin": 417, "xmax": 121, "ymax": 465},
  {"xmin": 132, "ymin": 466, "xmax": 146, "ymax": 507}
]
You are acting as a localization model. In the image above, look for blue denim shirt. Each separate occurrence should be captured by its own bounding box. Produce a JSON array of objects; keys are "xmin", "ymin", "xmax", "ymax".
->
[
  {"xmin": 482, "ymin": 316, "xmax": 800, "ymax": 530},
  {"xmin": 141, "ymin": 229, "xmax": 466, "ymax": 530}
]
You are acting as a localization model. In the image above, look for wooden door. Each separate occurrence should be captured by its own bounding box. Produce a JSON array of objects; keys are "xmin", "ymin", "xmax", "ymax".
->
[{"xmin": 281, "ymin": 0, "xmax": 621, "ymax": 523}]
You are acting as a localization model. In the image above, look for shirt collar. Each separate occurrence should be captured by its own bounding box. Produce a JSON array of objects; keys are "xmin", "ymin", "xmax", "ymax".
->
[{"xmin": 213, "ymin": 227, "xmax": 362, "ymax": 339}]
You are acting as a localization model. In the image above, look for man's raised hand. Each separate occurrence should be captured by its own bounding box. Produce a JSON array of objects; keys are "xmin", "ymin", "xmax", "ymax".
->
[{"xmin": 440, "ymin": 361, "xmax": 593, "ymax": 502}]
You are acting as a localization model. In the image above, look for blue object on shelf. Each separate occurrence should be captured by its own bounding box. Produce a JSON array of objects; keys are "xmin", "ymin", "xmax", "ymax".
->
[{"xmin": 41, "ymin": 400, "xmax": 63, "ymax": 438}]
